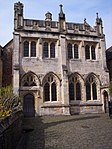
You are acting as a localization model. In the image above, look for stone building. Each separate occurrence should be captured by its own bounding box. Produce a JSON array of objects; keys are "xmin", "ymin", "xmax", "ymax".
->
[
  {"xmin": 2, "ymin": 40, "xmax": 13, "ymax": 87},
  {"xmin": 106, "ymin": 46, "xmax": 112, "ymax": 81},
  {"xmin": 0, "ymin": 46, "xmax": 3, "ymax": 87},
  {"xmin": 13, "ymin": 2, "xmax": 109, "ymax": 116}
]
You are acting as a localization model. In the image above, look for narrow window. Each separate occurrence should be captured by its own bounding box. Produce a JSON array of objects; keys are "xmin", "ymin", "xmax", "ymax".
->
[
  {"xmin": 43, "ymin": 42, "xmax": 48, "ymax": 58},
  {"xmin": 69, "ymin": 82, "xmax": 74, "ymax": 100},
  {"xmin": 31, "ymin": 41, "xmax": 36, "ymax": 57},
  {"xmin": 68, "ymin": 43, "xmax": 72, "ymax": 59},
  {"xmin": 85, "ymin": 45, "xmax": 90, "ymax": 59},
  {"xmin": 92, "ymin": 82, "xmax": 97, "ymax": 100},
  {"xmin": 74, "ymin": 44, "xmax": 79, "ymax": 59},
  {"xmin": 44, "ymin": 83, "xmax": 50, "ymax": 101},
  {"xmin": 51, "ymin": 82, "xmax": 57, "ymax": 101},
  {"xmin": 24, "ymin": 41, "xmax": 29, "ymax": 57},
  {"xmin": 86, "ymin": 82, "xmax": 91, "ymax": 100},
  {"xmin": 50, "ymin": 42, "xmax": 55, "ymax": 58},
  {"xmin": 76, "ymin": 82, "xmax": 81, "ymax": 100},
  {"xmin": 91, "ymin": 46, "xmax": 96, "ymax": 60}
]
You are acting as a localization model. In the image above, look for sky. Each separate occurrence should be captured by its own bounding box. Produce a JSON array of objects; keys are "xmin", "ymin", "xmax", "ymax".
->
[{"xmin": 0, "ymin": 0, "xmax": 112, "ymax": 48}]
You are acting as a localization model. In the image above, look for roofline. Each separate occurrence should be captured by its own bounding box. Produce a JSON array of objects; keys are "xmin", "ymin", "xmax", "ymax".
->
[{"xmin": 3, "ymin": 39, "xmax": 13, "ymax": 49}]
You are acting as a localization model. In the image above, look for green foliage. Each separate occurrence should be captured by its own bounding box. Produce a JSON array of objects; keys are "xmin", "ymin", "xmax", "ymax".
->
[
  {"xmin": 109, "ymin": 81, "xmax": 112, "ymax": 97},
  {"xmin": 0, "ymin": 86, "xmax": 21, "ymax": 119}
]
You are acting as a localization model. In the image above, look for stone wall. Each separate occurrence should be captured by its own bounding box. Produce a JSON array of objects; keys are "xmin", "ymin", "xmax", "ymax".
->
[{"xmin": 0, "ymin": 111, "xmax": 23, "ymax": 149}]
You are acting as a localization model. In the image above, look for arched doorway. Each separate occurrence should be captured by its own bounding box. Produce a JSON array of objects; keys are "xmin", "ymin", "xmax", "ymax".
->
[
  {"xmin": 103, "ymin": 91, "xmax": 108, "ymax": 113},
  {"xmin": 23, "ymin": 94, "xmax": 35, "ymax": 117}
]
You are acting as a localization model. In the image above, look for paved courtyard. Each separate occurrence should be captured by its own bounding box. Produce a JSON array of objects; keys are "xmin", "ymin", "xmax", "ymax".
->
[{"xmin": 22, "ymin": 113, "xmax": 112, "ymax": 149}]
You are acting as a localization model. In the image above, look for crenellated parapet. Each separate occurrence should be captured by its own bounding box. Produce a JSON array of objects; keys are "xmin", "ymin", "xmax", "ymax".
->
[{"xmin": 14, "ymin": 3, "xmax": 104, "ymax": 38}]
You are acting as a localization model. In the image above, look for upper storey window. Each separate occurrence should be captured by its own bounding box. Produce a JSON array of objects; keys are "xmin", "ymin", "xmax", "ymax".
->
[
  {"xmin": 24, "ymin": 41, "xmax": 29, "ymax": 57},
  {"xmin": 43, "ymin": 42, "xmax": 55, "ymax": 58},
  {"xmin": 23, "ymin": 41, "xmax": 36, "ymax": 57},
  {"xmin": 68, "ymin": 43, "xmax": 79, "ymax": 59},
  {"xmin": 85, "ymin": 45, "xmax": 96, "ymax": 60}
]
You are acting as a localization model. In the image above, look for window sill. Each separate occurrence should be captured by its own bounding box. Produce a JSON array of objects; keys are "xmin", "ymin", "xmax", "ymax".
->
[{"xmin": 68, "ymin": 58, "xmax": 81, "ymax": 62}]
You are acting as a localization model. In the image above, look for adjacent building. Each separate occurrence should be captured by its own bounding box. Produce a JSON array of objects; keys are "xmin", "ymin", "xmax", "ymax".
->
[
  {"xmin": 0, "ymin": 46, "xmax": 3, "ymax": 87},
  {"xmin": 13, "ymin": 2, "xmax": 109, "ymax": 116}
]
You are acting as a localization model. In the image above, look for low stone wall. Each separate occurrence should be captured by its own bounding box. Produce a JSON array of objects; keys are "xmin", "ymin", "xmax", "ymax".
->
[{"xmin": 0, "ymin": 111, "xmax": 23, "ymax": 149}]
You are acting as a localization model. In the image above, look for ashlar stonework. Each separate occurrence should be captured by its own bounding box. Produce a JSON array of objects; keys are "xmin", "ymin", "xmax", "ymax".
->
[{"xmin": 13, "ymin": 2, "xmax": 109, "ymax": 116}]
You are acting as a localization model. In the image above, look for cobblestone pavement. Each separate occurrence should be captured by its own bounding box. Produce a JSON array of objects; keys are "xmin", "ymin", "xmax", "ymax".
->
[{"xmin": 23, "ymin": 113, "xmax": 112, "ymax": 149}]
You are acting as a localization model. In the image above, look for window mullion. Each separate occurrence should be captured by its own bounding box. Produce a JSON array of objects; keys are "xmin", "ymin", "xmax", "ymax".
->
[
  {"xmin": 50, "ymin": 83, "xmax": 52, "ymax": 101},
  {"xmin": 49, "ymin": 43, "xmax": 50, "ymax": 58},
  {"xmin": 90, "ymin": 45, "xmax": 92, "ymax": 60},
  {"xmin": 91, "ymin": 83, "xmax": 93, "ymax": 100},
  {"xmin": 72, "ymin": 44, "xmax": 74, "ymax": 59},
  {"xmin": 29, "ymin": 41, "xmax": 31, "ymax": 57}
]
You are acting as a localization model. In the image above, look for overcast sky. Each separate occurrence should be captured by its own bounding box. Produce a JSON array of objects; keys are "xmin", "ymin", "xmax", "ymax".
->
[{"xmin": 0, "ymin": 0, "xmax": 112, "ymax": 48}]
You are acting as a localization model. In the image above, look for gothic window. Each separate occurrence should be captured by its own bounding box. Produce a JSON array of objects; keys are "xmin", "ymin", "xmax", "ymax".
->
[
  {"xmin": 85, "ymin": 45, "xmax": 90, "ymax": 59},
  {"xmin": 31, "ymin": 41, "xmax": 36, "ymax": 57},
  {"xmin": 44, "ymin": 83, "xmax": 50, "ymax": 101},
  {"xmin": 69, "ymin": 75, "xmax": 81, "ymax": 100},
  {"xmin": 24, "ymin": 41, "xmax": 29, "ymax": 57},
  {"xmin": 50, "ymin": 42, "xmax": 55, "ymax": 58},
  {"xmin": 74, "ymin": 44, "xmax": 79, "ymax": 59},
  {"xmin": 86, "ymin": 76, "xmax": 97, "ymax": 100},
  {"xmin": 76, "ymin": 82, "xmax": 81, "ymax": 100},
  {"xmin": 91, "ymin": 46, "xmax": 96, "ymax": 60},
  {"xmin": 68, "ymin": 43, "xmax": 72, "ymax": 59},
  {"xmin": 22, "ymin": 73, "xmax": 37, "ymax": 86},
  {"xmin": 43, "ymin": 74, "xmax": 58, "ymax": 102},
  {"xmin": 43, "ymin": 42, "xmax": 48, "ymax": 58},
  {"xmin": 43, "ymin": 42, "xmax": 56, "ymax": 58},
  {"xmin": 92, "ymin": 82, "xmax": 97, "ymax": 100},
  {"xmin": 23, "ymin": 40, "xmax": 37, "ymax": 57},
  {"xmin": 69, "ymin": 82, "xmax": 74, "ymax": 100}
]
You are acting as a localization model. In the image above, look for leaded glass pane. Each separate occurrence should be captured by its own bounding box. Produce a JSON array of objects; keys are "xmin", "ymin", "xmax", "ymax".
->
[
  {"xmin": 50, "ymin": 43, "xmax": 55, "ymax": 58},
  {"xmin": 51, "ymin": 82, "xmax": 57, "ymax": 101},
  {"xmin": 43, "ymin": 42, "xmax": 48, "ymax": 58},
  {"xmin": 85, "ymin": 45, "xmax": 90, "ymax": 59},
  {"xmin": 24, "ymin": 41, "xmax": 29, "ymax": 57},
  {"xmin": 92, "ymin": 83, "xmax": 97, "ymax": 100},
  {"xmin": 74, "ymin": 44, "xmax": 78, "ymax": 59},
  {"xmin": 86, "ymin": 82, "xmax": 91, "ymax": 100},
  {"xmin": 44, "ymin": 83, "xmax": 50, "ymax": 101},
  {"xmin": 91, "ymin": 46, "xmax": 96, "ymax": 60},
  {"xmin": 69, "ymin": 82, "xmax": 74, "ymax": 100},
  {"xmin": 31, "ymin": 41, "xmax": 36, "ymax": 57},
  {"xmin": 76, "ymin": 82, "xmax": 81, "ymax": 100},
  {"xmin": 68, "ymin": 43, "xmax": 72, "ymax": 59}
]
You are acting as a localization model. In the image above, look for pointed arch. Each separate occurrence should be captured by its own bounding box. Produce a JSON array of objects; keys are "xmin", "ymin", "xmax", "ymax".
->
[
  {"xmin": 21, "ymin": 71, "xmax": 40, "ymax": 87},
  {"xmin": 69, "ymin": 72, "xmax": 83, "ymax": 101},
  {"xmin": 85, "ymin": 73, "xmax": 99, "ymax": 100},
  {"xmin": 42, "ymin": 72, "xmax": 61, "ymax": 102}
]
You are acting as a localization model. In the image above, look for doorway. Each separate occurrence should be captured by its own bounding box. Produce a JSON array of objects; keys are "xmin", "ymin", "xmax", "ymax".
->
[
  {"xmin": 23, "ymin": 94, "xmax": 35, "ymax": 117},
  {"xmin": 103, "ymin": 91, "xmax": 108, "ymax": 113}
]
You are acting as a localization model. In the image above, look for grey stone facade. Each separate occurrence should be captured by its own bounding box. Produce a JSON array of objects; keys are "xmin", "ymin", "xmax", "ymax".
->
[{"xmin": 13, "ymin": 2, "xmax": 109, "ymax": 116}]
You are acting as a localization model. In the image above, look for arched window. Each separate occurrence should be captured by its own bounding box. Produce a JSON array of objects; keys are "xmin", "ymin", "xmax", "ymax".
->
[
  {"xmin": 86, "ymin": 82, "xmax": 91, "ymax": 100},
  {"xmin": 44, "ymin": 83, "xmax": 50, "ymax": 101},
  {"xmin": 43, "ymin": 74, "xmax": 58, "ymax": 102},
  {"xmin": 24, "ymin": 41, "xmax": 29, "ymax": 57},
  {"xmin": 92, "ymin": 82, "xmax": 97, "ymax": 100},
  {"xmin": 91, "ymin": 46, "xmax": 96, "ymax": 60},
  {"xmin": 86, "ymin": 76, "xmax": 97, "ymax": 100},
  {"xmin": 68, "ymin": 43, "xmax": 72, "ymax": 59},
  {"xmin": 51, "ymin": 82, "xmax": 57, "ymax": 101},
  {"xmin": 50, "ymin": 42, "xmax": 55, "ymax": 58},
  {"xmin": 85, "ymin": 45, "xmax": 90, "ymax": 59},
  {"xmin": 69, "ymin": 75, "xmax": 81, "ymax": 101},
  {"xmin": 43, "ymin": 42, "xmax": 48, "ymax": 58},
  {"xmin": 74, "ymin": 44, "xmax": 78, "ymax": 59},
  {"xmin": 69, "ymin": 82, "xmax": 74, "ymax": 100},
  {"xmin": 31, "ymin": 41, "xmax": 36, "ymax": 57},
  {"xmin": 76, "ymin": 82, "xmax": 81, "ymax": 100},
  {"xmin": 22, "ymin": 73, "xmax": 37, "ymax": 86}
]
